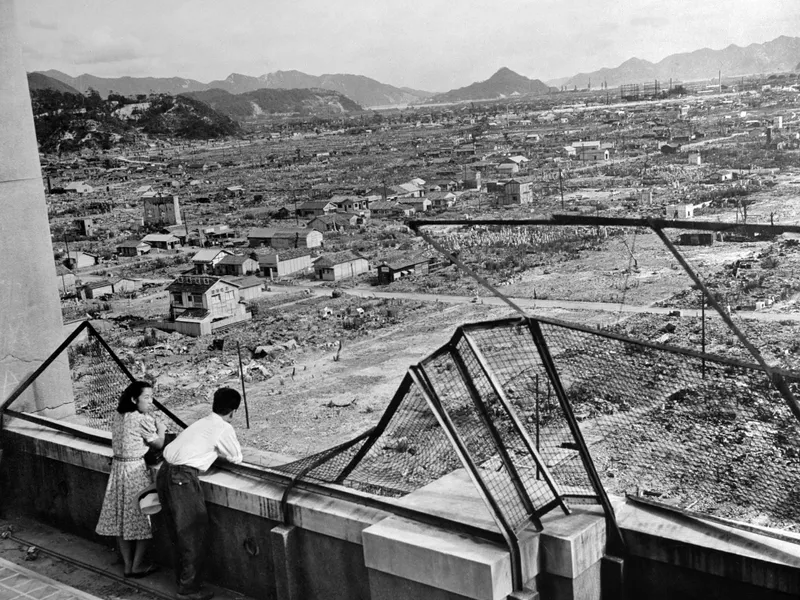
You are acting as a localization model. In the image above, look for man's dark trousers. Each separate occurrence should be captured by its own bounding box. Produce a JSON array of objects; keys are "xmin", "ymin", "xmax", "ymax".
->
[{"xmin": 156, "ymin": 462, "xmax": 208, "ymax": 594}]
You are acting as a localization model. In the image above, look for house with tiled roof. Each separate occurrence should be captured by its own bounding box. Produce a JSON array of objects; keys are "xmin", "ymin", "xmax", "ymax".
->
[{"xmin": 313, "ymin": 250, "xmax": 370, "ymax": 281}]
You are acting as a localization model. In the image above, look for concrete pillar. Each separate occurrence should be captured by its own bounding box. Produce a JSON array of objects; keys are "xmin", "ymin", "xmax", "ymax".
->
[
  {"xmin": 0, "ymin": 0, "xmax": 74, "ymax": 417},
  {"xmin": 270, "ymin": 524, "xmax": 299, "ymax": 600}
]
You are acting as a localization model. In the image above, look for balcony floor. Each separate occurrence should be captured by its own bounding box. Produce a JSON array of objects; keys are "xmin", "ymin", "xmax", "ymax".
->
[{"xmin": 0, "ymin": 514, "xmax": 251, "ymax": 600}]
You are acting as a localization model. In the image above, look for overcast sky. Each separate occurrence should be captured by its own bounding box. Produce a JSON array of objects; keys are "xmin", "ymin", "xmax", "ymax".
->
[{"xmin": 16, "ymin": 0, "xmax": 800, "ymax": 92}]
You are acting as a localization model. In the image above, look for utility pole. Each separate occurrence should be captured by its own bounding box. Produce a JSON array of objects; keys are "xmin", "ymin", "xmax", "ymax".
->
[
  {"xmin": 63, "ymin": 233, "xmax": 71, "ymax": 269},
  {"xmin": 183, "ymin": 207, "xmax": 191, "ymax": 246},
  {"xmin": 558, "ymin": 169, "xmax": 565, "ymax": 211}
]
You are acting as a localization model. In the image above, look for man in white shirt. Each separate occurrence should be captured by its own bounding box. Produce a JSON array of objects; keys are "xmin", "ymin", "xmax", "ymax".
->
[{"xmin": 156, "ymin": 388, "xmax": 243, "ymax": 600}]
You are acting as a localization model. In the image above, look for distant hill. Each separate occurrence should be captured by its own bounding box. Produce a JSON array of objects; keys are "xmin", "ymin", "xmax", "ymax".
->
[
  {"xmin": 184, "ymin": 87, "xmax": 362, "ymax": 119},
  {"xmin": 555, "ymin": 35, "xmax": 800, "ymax": 89},
  {"xmin": 424, "ymin": 68, "xmax": 554, "ymax": 104},
  {"xmin": 28, "ymin": 87, "xmax": 240, "ymax": 152},
  {"xmin": 38, "ymin": 69, "xmax": 432, "ymax": 108},
  {"xmin": 260, "ymin": 71, "xmax": 430, "ymax": 107},
  {"xmin": 27, "ymin": 72, "xmax": 80, "ymax": 94}
]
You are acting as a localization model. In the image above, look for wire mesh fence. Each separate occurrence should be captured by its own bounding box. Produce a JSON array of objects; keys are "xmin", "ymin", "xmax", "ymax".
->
[
  {"xmin": 272, "ymin": 375, "xmax": 464, "ymax": 497},
  {"xmin": 270, "ymin": 316, "xmax": 800, "ymax": 540},
  {"xmin": 538, "ymin": 318, "xmax": 800, "ymax": 529},
  {"xmin": 3, "ymin": 322, "xmax": 183, "ymax": 437},
  {"xmin": 420, "ymin": 345, "xmax": 538, "ymax": 532},
  {"xmin": 463, "ymin": 323, "xmax": 596, "ymax": 499}
]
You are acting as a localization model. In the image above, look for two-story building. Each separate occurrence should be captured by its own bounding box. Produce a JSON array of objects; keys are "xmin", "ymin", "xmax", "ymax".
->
[
  {"xmin": 165, "ymin": 275, "xmax": 251, "ymax": 336},
  {"xmin": 500, "ymin": 177, "xmax": 534, "ymax": 206},
  {"xmin": 143, "ymin": 194, "xmax": 182, "ymax": 227}
]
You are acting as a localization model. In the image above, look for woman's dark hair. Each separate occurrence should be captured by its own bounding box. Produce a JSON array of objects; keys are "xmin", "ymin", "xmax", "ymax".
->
[
  {"xmin": 117, "ymin": 380, "xmax": 153, "ymax": 414},
  {"xmin": 212, "ymin": 387, "xmax": 241, "ymax": 416}
]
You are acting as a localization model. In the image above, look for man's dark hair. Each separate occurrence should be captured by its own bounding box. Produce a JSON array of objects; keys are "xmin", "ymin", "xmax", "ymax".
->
[
  {"xmin": 212, "ymin": 387, "xmax": 241, "ymax": 416},
  {"xmin": 117, "ymin": 380, "xmax": 153, "ymax": 414}
]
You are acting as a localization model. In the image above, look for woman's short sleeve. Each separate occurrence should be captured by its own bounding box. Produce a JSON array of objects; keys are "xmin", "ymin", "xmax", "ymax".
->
[{"xmin": 140, "ymin": 414, "xmax": 158, "ymax": 444}]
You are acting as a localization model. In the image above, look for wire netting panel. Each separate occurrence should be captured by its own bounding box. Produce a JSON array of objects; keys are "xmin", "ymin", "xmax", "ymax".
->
[
  {"xmin": 68, "ymin": 331, "xmax": 137, "ymax": 430},
  {"xmin": 464, "ymin": 325, "xmax": 595, "ymax": 498},
  {"xmin": 538, "ymin": 320, "xmax": 800, "ymax": 530},
  {"xmin": 421, "ymin": 348, "xmax": 532, "ymax": 532},
  {"xmin": 454, "ymin": 335, "xmax": 563, "ymax": 515},
  {"xmin": 68, "ymin": 329, "xmax": 183, "ymax": 435},
  {"xmin": 274, "ymin": 380, "xmax": 464, "ymax": 497}
]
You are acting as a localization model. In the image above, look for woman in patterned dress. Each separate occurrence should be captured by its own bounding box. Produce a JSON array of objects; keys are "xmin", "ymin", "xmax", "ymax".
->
[{"xmin": 96, "ymin": 381, "xmax": 166, "ymax": 577}]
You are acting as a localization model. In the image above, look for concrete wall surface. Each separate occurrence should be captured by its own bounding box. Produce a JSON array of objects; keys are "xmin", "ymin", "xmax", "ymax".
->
[
  {"xmin": 4, "ymin": 417, "xmax": 800, "ymax": 600},
  {"xmin": 617, "ymin": 498, "xmax": 800, "ymax": 599}
]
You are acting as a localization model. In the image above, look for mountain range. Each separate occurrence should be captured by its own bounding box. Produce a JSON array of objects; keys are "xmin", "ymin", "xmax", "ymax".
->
[
  {"xmin": 182, "ymin": 87, "xmax": 362, "ymax": 119},
  {"xmin": 552, "ymin": 35, "xmax": 800, "ymax": 89},
  {"xmin": 423, "ymin": 67, "xmax": 554, "ymax": 104},
  {"xmin": 36, "ymin": 69, "xmax": 432, "ymax": 109},
  {"xmin": 34, "ymin": 35, "xmax": 800, "ymax": 110}
]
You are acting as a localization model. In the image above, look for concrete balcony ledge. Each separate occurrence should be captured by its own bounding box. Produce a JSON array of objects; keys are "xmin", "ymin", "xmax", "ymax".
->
[
  {"xmin": 363, "ymin": 515, "xmax": 528, "ymax": 600},
  {"xmin": 617, "ymin": 498, "xmax": 800, "ymax": 596},
  {"xmin": 366, "ymin": 469, "xmax": 609, "ymax": 600},
  {"xmin": 2, "ymin": 416, "xmax": 387, "ymax": 545}
]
